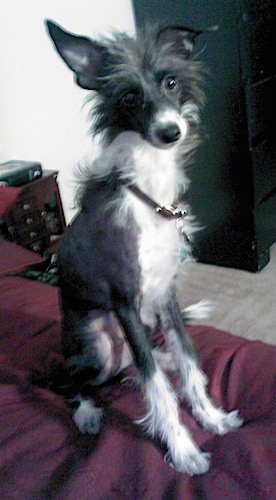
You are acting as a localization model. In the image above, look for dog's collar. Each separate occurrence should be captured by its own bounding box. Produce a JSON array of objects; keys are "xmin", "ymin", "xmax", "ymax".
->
[
  {"xmin": 120, "ymin": 177, "xmax": 191, "ymax": 249},
  {"xmin": 121, "ymin": 179, "xmax": 187, "ymax": 221}
]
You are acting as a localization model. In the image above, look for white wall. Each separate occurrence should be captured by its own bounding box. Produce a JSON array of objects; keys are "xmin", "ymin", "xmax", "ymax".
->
[{"xmin": 0, "ymin": 0, "xmax": 135, "ymax": 222}]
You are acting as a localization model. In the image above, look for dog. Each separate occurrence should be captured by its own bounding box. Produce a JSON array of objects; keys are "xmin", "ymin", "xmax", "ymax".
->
[{"xmin": 46, "ymin": 20, "xmax": 243, "ymax": 475}]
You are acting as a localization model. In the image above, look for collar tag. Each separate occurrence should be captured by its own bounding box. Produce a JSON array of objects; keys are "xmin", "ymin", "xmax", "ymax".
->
[{"xmin": 155, "ymin": 204, "xmax": 187, "ymax": 220}]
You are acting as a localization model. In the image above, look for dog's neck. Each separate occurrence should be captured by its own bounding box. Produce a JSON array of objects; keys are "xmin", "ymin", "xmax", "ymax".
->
[{"xmin": 93, "ymin": 131, "xmax": 190, "ymax": 205}]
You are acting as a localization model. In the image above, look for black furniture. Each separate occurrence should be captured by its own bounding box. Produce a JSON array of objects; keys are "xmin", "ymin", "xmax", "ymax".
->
[{"xmin": 133, "ymin": 0, "xmax": 276, "ymax": 271}]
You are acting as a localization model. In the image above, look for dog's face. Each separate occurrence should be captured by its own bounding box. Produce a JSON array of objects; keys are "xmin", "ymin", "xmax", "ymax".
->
[{"xmin": 46, "ymin": 21, "xmax": 203, "ymax": 148}]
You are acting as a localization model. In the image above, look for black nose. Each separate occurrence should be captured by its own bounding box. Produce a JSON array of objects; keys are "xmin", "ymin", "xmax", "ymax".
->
[{"xmin": 156, "ymin": 123, "xmax": 181, "ymax": 144}]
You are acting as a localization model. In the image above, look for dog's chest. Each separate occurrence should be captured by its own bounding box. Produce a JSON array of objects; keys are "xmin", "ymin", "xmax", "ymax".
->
[
  {"xmin": 137, "ymin": 211, "xmax": 181, "ymax": 300},
  {"xmin": 123, "ymin": 146, "xmax": 185, "ymax": 301},
  {"xmin": 97, "ymin": 132, "xmax": 190, "ymax": 302}
]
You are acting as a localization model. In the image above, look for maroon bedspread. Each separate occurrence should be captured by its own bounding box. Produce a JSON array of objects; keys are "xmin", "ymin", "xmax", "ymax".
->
[{"xmin": 0, "ymin": 243, "xmax": 275, "ymax": 499}]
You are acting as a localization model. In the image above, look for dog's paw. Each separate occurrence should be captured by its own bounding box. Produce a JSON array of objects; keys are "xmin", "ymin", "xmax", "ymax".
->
[
  {"xmin": 209, "ymin": 409, "xmax": 243, "ymax": 435},
  {"xmin": 165, "ymin": 449, "xmax": 211, "ymax": 475},
  {"xmin": 73, "ymin": 399, "xmax": 103, "ymax": 435},
  {"xmin": 195, "ymin": 407, "xmax": 243, "ymax": 436},
  {"xmin": 164, "ymin": 425, "xmax": 211, "ymax": 475}
]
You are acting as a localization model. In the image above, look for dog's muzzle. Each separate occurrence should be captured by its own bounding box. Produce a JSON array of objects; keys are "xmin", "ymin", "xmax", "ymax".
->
[
  {"xmin": 155, "ymin": 123, "xmax": 181, "ymax": 145},
  {"xmin": 149, "ymin": 111, "xmax": 188, "ymax": 148}
]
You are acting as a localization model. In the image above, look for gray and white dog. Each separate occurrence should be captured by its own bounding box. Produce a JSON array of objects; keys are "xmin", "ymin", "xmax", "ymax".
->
[{"xmin": 46, "ymin": 20, "xmax": 243, "ymax": 475}]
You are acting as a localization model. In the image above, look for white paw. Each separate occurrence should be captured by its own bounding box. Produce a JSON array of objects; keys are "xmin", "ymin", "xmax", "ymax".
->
[
  {"xmin": 73, "ymin": 399, "xmax": 103, "ymax": 435},
  {"xmin": 165, "ymin": 449, "xmax": 211, "ymax": 475},
  {"xmin": 164, "ymin": 425, "xmax": 211, "ymax": 475},
  {"xmin": 195, "ymin": 407, "xmax": 243, "ymax": 435}
]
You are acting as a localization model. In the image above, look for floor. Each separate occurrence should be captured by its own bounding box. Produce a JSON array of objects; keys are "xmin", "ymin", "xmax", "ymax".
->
[{"xmin": 177, "ymin": 243, "xmax": 276, "ymax": 345}]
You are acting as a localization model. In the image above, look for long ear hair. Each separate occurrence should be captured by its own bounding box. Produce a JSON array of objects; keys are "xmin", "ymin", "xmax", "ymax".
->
[{"xmin": 45, "ymin": 20, "xmax": 107, "ymax": 90}]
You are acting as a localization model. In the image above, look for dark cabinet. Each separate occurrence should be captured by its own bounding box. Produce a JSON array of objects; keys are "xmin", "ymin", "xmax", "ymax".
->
[
  {"xmin": 133, "ymin": 0, "xmax": 276, "ymax": 271},
  {"xmin": 2, "ymin": 170, "xmax": 66, "ymax": 256}
]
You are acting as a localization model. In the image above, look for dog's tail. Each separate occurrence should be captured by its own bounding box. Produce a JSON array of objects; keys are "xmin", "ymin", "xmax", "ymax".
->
[{"xmin": 182, "ymin": 300, "xmax": 213, "ymax": 324}]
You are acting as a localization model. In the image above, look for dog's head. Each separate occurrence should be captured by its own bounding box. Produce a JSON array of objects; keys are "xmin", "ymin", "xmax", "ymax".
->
[{"xmin": 46, "ymin": 21, "xmax": 204, "ymax": 148}]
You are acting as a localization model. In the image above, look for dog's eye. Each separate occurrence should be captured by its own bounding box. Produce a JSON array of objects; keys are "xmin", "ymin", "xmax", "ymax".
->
[
  {"xmin": 163, "ymin": 76, "xmax": 178, "ymax": 91},
  {"xmin": 121, "ymin": 91, "xmax": 140, "ymax": 107}
]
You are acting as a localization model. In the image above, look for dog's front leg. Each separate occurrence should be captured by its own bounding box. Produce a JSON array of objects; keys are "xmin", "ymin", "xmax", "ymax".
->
[
  {"xmin": 116, "ymin": 305, "xmax": 210, "ymax": 475},
  {"xmin": 160, "ymin": 292, "xmax": 243, "ymax": 435}
]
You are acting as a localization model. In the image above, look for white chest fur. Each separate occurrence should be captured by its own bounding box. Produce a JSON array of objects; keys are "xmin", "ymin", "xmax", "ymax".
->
[
  {"xmin": 136, "ymin": 208, "xmax": 183, "ymax": 302},
  {"xmin": 92, "ymin": 131, "xmax": 191, "ymax": 304},
  {"xmin": 125, "ymin": 140, "xmax": 185, "ymax": 303}
]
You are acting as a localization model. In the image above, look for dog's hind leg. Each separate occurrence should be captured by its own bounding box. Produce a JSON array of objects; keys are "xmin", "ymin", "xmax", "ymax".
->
[
  {"xmin": 116, "ymin": 304, "xmax": 211, "ymax": 475},
  {"xmin": 62, "ymin": 309, "xmax": 133, "ymax": 435},
  {"xmin": 160, "ymin": 292, "xmax": 243, "ymax": 435}
]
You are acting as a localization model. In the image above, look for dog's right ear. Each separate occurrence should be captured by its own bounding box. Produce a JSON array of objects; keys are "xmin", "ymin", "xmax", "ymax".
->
[
  {"xmin": 45, "ymin": 20, "xmax": 106, "ymax": 90},
  {"xmin": 157, "ymin": 26, "xmax": 201, "ymax": 57}
]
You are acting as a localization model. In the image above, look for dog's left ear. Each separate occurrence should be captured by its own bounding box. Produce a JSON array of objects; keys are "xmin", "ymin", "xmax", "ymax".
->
[
  {"xmin": 157, "ymin": 26, "xmax": 202, "ymax": 57},
  {"xmin": 45, "ymin": 20, "xmax": 106, "ymax": 90}
]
